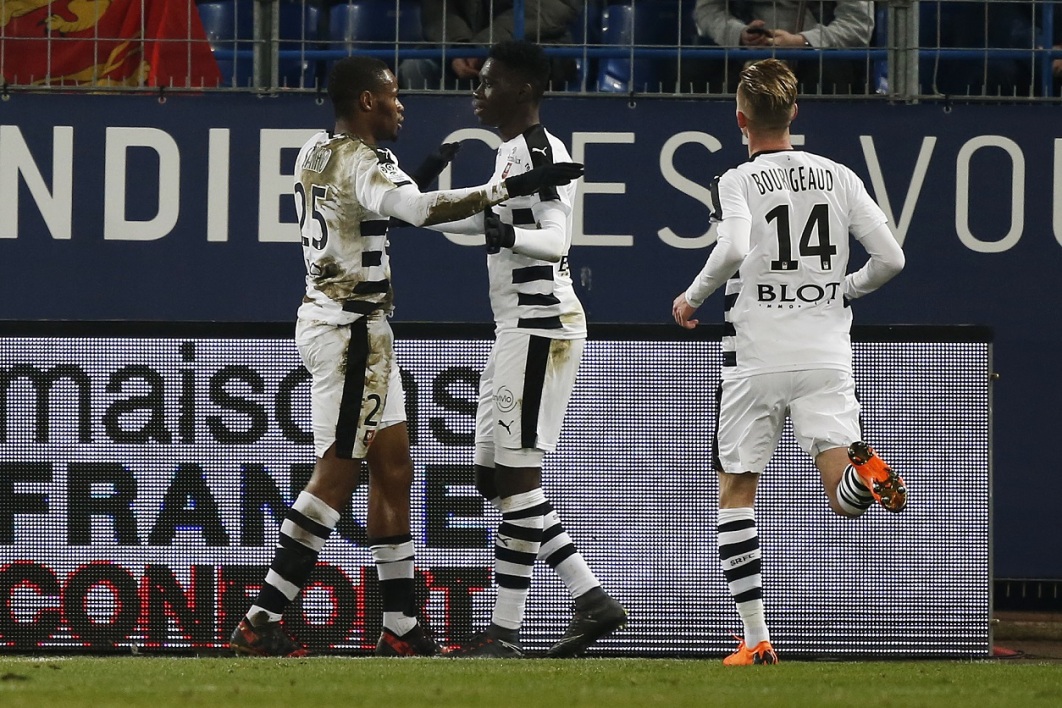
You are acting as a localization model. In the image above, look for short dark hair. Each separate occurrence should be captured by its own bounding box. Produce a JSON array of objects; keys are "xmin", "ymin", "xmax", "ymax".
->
[
  {"xmin": 488, "ymin": 40, "xmax": 550, "ymax": 101},
  {"xmin": 327, "ymin": 56, "xmax": 390, "ymax": 119}
]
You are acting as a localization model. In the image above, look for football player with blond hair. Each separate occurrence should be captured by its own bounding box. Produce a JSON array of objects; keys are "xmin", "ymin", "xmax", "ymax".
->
[{"xmin": 672, "ymin": 58, "xmax": 906, "ymax": 665}]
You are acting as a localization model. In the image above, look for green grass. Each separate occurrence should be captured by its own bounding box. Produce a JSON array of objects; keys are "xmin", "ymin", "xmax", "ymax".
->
[{"xmin": 1, "ymin": 656, "xmax": 1061, "ymax": 708}]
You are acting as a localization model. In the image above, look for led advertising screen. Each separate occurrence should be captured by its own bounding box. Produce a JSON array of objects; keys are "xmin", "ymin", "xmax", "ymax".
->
[{"xmin": 0, "ymin": 323, "xmax": 991, "ymax": 657}]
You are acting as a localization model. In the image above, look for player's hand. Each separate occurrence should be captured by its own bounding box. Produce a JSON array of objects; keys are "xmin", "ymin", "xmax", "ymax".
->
[
  {"xmin": 504, "ymin": 162, "xmax": 584, "ymax": 197},
  {"xmin": 484, "ymin": 208, "xmax": 515, "ymax": 254},
  {"xmin": 409, "ymin": 141, "xmax": 461, "ymax": 190},
  {"xmin": 672, "ymin": 293, "xmax": 699, "ymax": 329}
]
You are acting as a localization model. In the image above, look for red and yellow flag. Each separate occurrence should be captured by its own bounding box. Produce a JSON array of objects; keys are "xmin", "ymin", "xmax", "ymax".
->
[{"xmin": 1, "ymin": 0, "xmax": 221, "ymax": 87}]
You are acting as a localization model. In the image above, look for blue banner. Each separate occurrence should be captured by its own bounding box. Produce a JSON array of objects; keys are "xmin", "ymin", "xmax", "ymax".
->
[{"xmin": 1, "ymin": 93, "xmax": 1059, "ymax": 578}]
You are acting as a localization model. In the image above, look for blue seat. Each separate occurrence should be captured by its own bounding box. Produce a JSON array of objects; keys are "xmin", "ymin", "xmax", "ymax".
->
[
  {"xmin": 196, "ymin": 0, "xmax": 320, "ymax": 87},
  {"xmin": 278, "ymin": 0, "xmax": 322, "ymax": 88},
  {"xmin": 197, "ymin": 0, "xmax": 254, "ymax": 86},
  {"xmin": 872, "ymin": 3, "xmax": 887, "ymax": 93},
  {"xmin": 597, "ymin": 1, "xmax": 679, "ymax": 93},
  {"xmin": 919, "ymin": 1, "xmax": 1035, "ymax": 95},
  {"xmin": 567, "ymin": 0, "xmax": 602, "ymax": 90},
  {"xmin": 328, "ymin": 0, "xmax": 422, "ymax": 60}
]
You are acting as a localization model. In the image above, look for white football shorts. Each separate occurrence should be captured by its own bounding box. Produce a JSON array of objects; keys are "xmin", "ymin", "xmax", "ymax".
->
[
  {"xmin": 474, "ymin": 332, "xmax": 584, "ymax": 468},
  {"xmin": 295, "ymin": 312, "xmax": 405, "ymax": 460},
  {"xmin": 715, "ymin": 368, "xmax": 862, "ymax": 475}
]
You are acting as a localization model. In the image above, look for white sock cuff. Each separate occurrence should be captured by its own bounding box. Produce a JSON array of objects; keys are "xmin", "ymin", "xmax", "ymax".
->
[
  {"xmin": 500, "ymin": 488, "xmax": 548, "ymax": 513},
  {"xmin": 370, "ymin": 540, "xmax": 415, "ymax": 564},
  {"xmin": 718, "ymin": 507, "xmax": 755, "ymax": 525},
  {"xmin": 293, "ymin": 491, "xmax": 341, "ymax": 528}
]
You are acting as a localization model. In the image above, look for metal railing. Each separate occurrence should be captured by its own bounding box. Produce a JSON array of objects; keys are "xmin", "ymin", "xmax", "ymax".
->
[{"xmin": 1, "ymin": 1, "xmax": 1060, "ymax": 101}]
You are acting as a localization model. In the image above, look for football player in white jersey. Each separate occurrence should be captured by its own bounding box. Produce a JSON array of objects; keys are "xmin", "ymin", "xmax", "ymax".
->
[
  {"xmin": 230, "ymin": 55, "xmax": 583, "ymax": 658},
  {"xmin": 671, "ymin": 59, "xmax": 906, "ymax": 665},
  {"xmin": 426, "ymin": 41, "xmax": 627, "ymax": 658}
]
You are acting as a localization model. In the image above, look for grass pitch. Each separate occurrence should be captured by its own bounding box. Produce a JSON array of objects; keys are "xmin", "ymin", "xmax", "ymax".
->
[{"xmin": 1, "ymin": 656, "xmax": 1061, "ymax": 708}]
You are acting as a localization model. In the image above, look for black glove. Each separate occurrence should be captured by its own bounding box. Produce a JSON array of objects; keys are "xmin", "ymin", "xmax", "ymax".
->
[
  {"xmin": 504, "ymin": 162, "xmax": 584, "ymax": 197},
  {"xmin": 409, "ymin": 141, "xmax": 461, "ymax": 190},
  {"xmin": 484, "ymin": 208, "xmax": 515, "ymax": 255}
]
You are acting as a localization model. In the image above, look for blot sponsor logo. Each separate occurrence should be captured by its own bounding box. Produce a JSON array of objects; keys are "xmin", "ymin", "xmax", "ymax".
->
[{"xmin": 756, "ymin": 282, "xmax": 841, "ymax": 308}]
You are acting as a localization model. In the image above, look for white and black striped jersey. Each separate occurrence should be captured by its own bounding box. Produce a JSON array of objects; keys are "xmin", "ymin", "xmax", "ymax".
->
[
  {"xmin": 686, "ymin": 149, "xmax": 901, "ymax": 377},
  {"xmin": 293, "ymin": 131, "xmax": 414, "ymax": 326},
  {"xmin": 486, "ymin": 125, "xmax": 586, "ymax": 339}
]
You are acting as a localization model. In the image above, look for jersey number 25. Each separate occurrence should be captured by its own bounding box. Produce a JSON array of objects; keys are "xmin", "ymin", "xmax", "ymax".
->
[{"xmin": 295, "ymin": 183, "xmax": 329, "ymax": 250}]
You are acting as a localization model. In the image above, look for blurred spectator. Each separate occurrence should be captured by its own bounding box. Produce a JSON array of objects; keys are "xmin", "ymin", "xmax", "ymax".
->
[
  {"xmin": 692, "ymin": 1, "xmax": 875, "ymax": 92},
  {"xmin": 398, "ymin": 0, "xmax": 580, "ymax": 89}
]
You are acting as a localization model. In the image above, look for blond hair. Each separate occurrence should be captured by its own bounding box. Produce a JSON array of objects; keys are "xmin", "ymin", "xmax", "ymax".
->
[{"xmin": 737, "ymin": 59, "xmax": 798, "ymax": 132}]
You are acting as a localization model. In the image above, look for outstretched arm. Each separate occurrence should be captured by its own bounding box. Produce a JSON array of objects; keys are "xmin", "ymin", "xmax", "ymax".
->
[
  {"xmin": 379, "ymin": 163, "xmax": 583, "ymax": 227},
  {"xmin": 420, "ymin": 212, "xmax": 485, "ymax": 235},
  {"xmin": 380, "ymin": 182, "xmax": 508, "ymax": 227}
]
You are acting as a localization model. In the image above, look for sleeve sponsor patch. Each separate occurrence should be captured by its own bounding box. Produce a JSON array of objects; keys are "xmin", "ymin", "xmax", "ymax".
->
[{"xmin": 376, "ymin": 159, "xmax": 413, "ymax": 187}]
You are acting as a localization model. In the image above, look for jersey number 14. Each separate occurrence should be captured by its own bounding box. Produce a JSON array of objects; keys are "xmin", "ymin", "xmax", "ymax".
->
[{"xmin": 766, "ymin": 203, "xmax": 836, "ymax": 271}]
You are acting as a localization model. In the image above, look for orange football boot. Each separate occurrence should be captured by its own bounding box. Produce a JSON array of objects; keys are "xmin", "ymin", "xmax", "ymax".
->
[
  {"xmin": 723, "ymin": 637, "xmax": 778, "ymax": 666},
  {"xmin": 848, "ymin": 441, "xmax": 907, "ymax": 513}
]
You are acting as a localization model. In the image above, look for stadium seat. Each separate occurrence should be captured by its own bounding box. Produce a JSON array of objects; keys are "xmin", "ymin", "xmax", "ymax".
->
[
  {"xmin": 327, "ymin": 0, "xmax": 422, "ymax": 73},
  {"xmin": 597, "ymin": 1, "xmax": 680, "ymax": 93},
  {"xmin": 919, "ymin": 1, "xmax": 1036, "ymax": 96},
  {"xmin": 197, "ymin": 0, "xmax": 254, "ymax": 86},
  {"xmin": 278, "ymin": 0, "xmax": 322, "ymax": 88},
  {"xmin": 872, "ymin": 3, "xmax": 887, "ymax": 93},
  {"xmin": 196, "ymin": 0, "xmax": 320, "ymax": 87},
  {"xmin": 567, "ymin": 0, "xmax": 602, "ymax": 90}
]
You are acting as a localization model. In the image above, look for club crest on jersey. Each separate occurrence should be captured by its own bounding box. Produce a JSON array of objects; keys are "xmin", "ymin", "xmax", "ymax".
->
[{"xmin": 501, "ymin": 152, "xmax": 525, "ymax": 180}]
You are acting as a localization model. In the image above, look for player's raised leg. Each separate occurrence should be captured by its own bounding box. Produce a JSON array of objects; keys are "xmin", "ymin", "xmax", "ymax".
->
[
  {"xmin": 818, "ymin": 446, "xmax": 876, "ymax": 517},
  {"xmin": 848, "ymin": 442, "xmax": 907, "ymax": 512}
]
